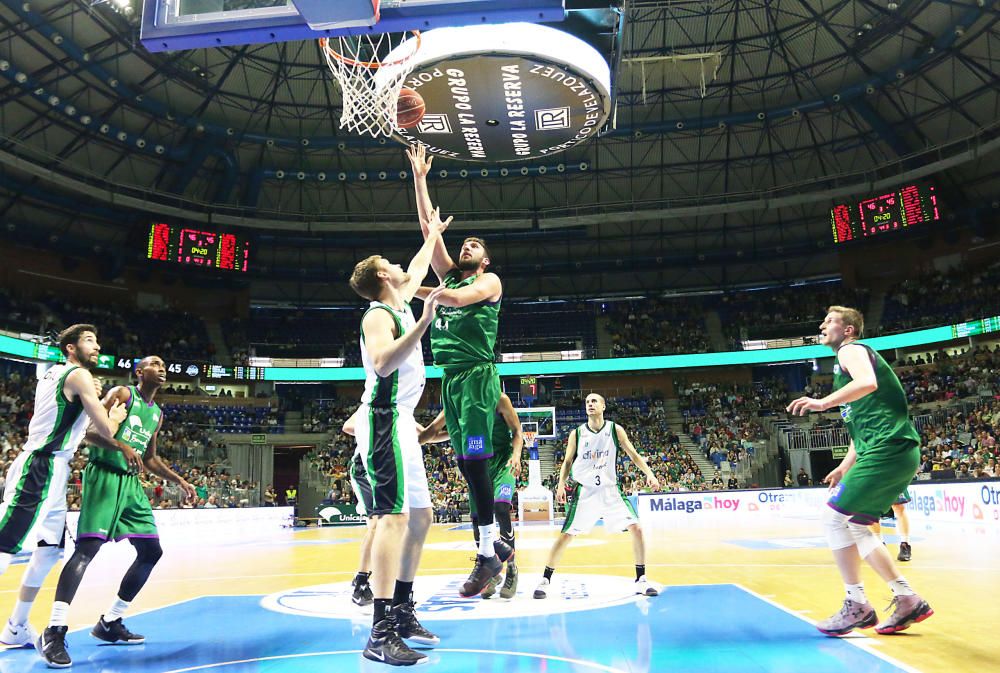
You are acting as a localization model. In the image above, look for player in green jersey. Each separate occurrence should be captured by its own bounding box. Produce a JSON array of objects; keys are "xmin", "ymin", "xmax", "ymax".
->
[
  {"xmin": 420, "ymin": 393, "xmax": 524, "ymax": 599},
  {"xmin": 788, "ymin": 306, "xmax": 932, "ymax": 637},
  {"xmin": 39, "ymin": 356, "xmax": 196, "ymax": 668},
  {"xmin": 407, "ymin": 144, "xmax": 513, "ymax": 597}
]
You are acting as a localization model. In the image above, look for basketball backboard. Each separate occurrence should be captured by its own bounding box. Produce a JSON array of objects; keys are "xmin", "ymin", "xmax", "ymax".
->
[{"xmin": 140, "ymin": 0, "xmax": 567, "ymax": 52}]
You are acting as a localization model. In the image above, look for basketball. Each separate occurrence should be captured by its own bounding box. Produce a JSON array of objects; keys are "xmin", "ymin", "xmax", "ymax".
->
[{"xmin": 395, "ymin": 88, "xmax": 426, "ymax": 129}]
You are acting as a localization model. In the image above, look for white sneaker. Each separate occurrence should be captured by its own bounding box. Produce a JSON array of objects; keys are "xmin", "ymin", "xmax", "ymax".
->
[
  {"xmin": 635, "ymin": 576, "xmax": 660, "ymax": 597},
  {"xmin": 533, "ymin": 577, "xmax": 550, "ymax": 599},
  {"xmin": 0, "ymin": 619, "xmax": 38, "ymax": 648}
]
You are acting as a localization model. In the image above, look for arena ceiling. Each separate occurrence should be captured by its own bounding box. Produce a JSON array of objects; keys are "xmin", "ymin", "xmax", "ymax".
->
[{"xmin": 0, "ymin": 0, "xmax": 997, "ymax": 299}]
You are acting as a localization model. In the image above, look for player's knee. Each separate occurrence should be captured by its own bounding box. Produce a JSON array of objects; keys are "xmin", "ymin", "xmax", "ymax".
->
[
  {"xmin": 22, "ymin": 545, "xmax": 61, "ymax": 588},
  {"xmin": 493, "ymin": 501, "xmax": 511, "ymax": 521},
  {"xmin": 821, "ymin": 505, "xmax": 855, "ymax": 550},
  {"xmin": 408, "ymin": 507, "xmax": 432, "ymax": 532},
  {"xmin": 847, "ymin": 522, "xmax": 881, "ymax": 558},
  {"xmin": 134, "ymin": 538, "xmax": 163, "ymax": 565}
]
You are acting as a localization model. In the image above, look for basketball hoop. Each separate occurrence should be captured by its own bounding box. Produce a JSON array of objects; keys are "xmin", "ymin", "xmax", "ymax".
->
[
  {"xmin": 524, "ymin": 430, "xmax": 537, "ymax": 450},
  {"xmin": 319, "ymin": 30, "xmax": 422, "ymax": 138}
]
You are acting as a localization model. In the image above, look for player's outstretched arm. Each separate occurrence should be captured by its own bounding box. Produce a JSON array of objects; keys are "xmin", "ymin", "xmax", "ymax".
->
[
  {"xmin": 364, "ymin": 286, "xmax": 445, "ymax": 377},
  {"xmin": 143, "ymin": 424, "xmax": 197, "ymax": 503},
  {"xmin": 418, "ymin": 410, "xmax": 449, "ymax": 444},
  {"xmin": 616, "ymin": 424, "xmax": 660, "ymax": 491},
  {"xmin": 556, "ymin": 430, "xmax": 578, "ymax": 504},
  {"xmin": 497, "ymin": 394, "xmax": 525, "ymax": 477},
  {"xmin": 406, "ymin": 144, "xmax": 454, "ymax": 280},
  {"xmin": 67, "ymin": 372, "xmax": 142, "ymax": 472},
  {"xmin": 434, "ymin": 272, "xmax": 502, "ymax": 308},
  {"xmin": 401, "ymin": 207, "xmax": 452, "ymax": 302}
]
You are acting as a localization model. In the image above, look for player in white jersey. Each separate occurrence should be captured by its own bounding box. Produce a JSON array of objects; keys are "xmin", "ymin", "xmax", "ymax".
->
[
  {"xmin": 534, "ymin": 393, "xmax": 661, "ymax": 600},
  {"xmin": 348, "ymin": 209, "xmax": 449, "ymax": 667},
  {"xmin": 0, "ymin": 324, "xmax": 142, "ymax": 649}
]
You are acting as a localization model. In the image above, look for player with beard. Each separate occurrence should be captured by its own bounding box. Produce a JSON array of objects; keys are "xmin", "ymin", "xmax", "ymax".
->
[
  {"xmin": 0, "ymin": 325, "xmax": 140, "ymax": 651},
  {"xmin": 407, "ymin": 144, "xmax": 513, "ymax": 598}
]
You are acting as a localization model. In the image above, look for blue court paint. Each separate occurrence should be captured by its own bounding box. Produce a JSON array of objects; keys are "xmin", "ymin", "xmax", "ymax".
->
[{"xmin": 0, "ymin": 584, "xmax": 913, "ymax": 672}]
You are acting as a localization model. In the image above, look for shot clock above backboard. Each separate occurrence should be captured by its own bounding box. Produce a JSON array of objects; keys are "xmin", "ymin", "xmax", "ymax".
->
[
  {"xmin": 830, "ymin": 183, "xmax": 941, "ymax": 244},
  {"xmin": 147, "ymin": 223, "xmax": 251, "ymax": 273}
]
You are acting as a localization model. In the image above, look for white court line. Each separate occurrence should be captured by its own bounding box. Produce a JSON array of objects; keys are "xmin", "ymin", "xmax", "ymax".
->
[
  {"xmin": 160, "ymin": 648, "xmax": 629, "ymax": 673},
  {"xmin": 732, "ymin": 583, "xmax": 925, "ymax": 673}
]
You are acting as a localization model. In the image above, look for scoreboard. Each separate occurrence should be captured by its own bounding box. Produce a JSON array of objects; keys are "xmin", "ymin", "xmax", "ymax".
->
[
  {"xmin": 831, "ymin": 183, "xmax": 940, "ymax": 244},
  {"xmin": 147, "ymin": 223, "xmax": 251, "ymax": 272},
  {"xmin": 952, "ymin": 316, "xmax": 1000, "ymax": 338}
]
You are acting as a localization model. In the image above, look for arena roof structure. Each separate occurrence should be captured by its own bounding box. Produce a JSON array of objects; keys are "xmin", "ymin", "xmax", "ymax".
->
[{"xmin": 0, "ymin": 0, "xmax": 997, "ymax": 298}]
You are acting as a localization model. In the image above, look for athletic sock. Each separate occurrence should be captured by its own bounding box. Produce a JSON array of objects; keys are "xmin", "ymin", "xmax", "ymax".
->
[
  {"xmin": 635, "ymin": 564, "xmax": 646, "ymax": 581},
  {"xmin": 354, "ymin": 571, "xmax": 372, "ymax": 585},
  {"xmin": 845, "ymin": 583, "xmax": 867, "ymax": 604},
  {"xmin": 888, "ymin": 578, "xmax": 915, "ymax": 596},
  {"xmin": 373, "ymin": 599, "xmax": 391, "ymax": 628},
  {"xmin": 105, "ymin": 597, "xmax": 130, "ymax": 622},
  {"xmin": 478, "ymin": 524, "xmax": 497, "ymax": 557},
  {"xmin": 900, "ymin": 534, "xmax": 910, "ymax": 544},
  {"xmin": 49, "ymin": 601, "xmax": 70, "ymax": 628},
  {"xmin": 11, "ymin": 599, "xmax": 33, "ymax": 626},
  {"xmin": 392, "ymin": 580, "xmax": 413, "ymax": 607},
  {"xmin": 543, "ymin": 566, "xmax": 554, "ymax": 581}
]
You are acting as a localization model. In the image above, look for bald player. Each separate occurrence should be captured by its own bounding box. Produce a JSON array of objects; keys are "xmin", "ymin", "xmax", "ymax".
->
[{"xmin": 533, "ymin": 393, "xmax": 661, "ymax": 600}]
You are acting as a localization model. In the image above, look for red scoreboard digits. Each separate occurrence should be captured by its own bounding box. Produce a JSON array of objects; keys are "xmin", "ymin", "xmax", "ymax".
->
[
  {"xmin": 831, "ymin": 183, "xmax": 940, "ymax": 244},
  {"xmin": 146, "ymin": 224, "xmax": 251, "ymax": 272}
]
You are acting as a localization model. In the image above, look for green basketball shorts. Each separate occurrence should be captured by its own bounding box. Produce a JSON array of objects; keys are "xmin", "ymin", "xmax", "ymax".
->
[
  {"xmin": 827, "ymin": 441, "xmax": 919, "ymax": 524},
  {"xmin": 441, "ymin": 362, "xmax": 501, "ymax": 461},
  {"xmin": 77, "ymin": 463, "xmax": 158, "ymax": 541}
]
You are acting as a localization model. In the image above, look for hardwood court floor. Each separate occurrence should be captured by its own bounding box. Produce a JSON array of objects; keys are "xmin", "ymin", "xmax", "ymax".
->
[{"xmin": 0, "ymin": 513, "xmax": 992, "ymax": 673}]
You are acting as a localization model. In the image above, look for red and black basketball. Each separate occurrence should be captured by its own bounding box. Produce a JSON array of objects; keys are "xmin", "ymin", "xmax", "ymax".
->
[{"xmin": 395, "ymin": 87, "xmax": 426, "ymax": 129}]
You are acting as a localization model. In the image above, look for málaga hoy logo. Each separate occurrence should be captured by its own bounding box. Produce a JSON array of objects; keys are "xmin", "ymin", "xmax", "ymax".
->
[{"xmin": 260, "ymin": 574, "xmax": 647, "ymax": 621}]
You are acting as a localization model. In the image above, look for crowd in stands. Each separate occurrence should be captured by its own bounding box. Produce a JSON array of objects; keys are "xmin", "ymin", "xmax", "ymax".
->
[
  {"xmin": 881, "ymin": 261, "xmax": 1000, "ymax": 333},
  {"xmin": 719, "ymin": 282, "xmax": 870, "ymax": 346},
  {"xmin": 678, "ymin": 379, "xmax": 784, "ymax": 474},
  {"xmin": 604, "ymin": 298, "xmax": 711, "ymax": 357},
  {"xmin": 916, "ymin": 397, "xmax": 1000, "ymax": 479},
  {"xmin": 0, "ymin": 288, "xmax": 212, "ymax": 362}
]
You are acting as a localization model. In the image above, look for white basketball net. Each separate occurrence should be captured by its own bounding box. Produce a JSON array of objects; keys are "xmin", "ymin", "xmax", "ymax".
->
[{"xmin": 319, "ymin": 32, "xmax": 421, "ymax": 138}]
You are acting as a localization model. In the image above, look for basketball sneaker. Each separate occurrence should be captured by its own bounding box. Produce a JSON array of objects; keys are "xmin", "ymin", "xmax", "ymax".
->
[
  {"xmin": 352, "ymin": 577, "xmax": 374, "ymax": 606},
  {"xmin": 874, "ymin": 594, "xmax": 933, "ymax": 634},
  {"xmin": 533, "ymin": 577, "xmax": 550, "ymax": 600},
  {"xmin": 37, "ymin": 625, "xmax": 71, "ymax": 668},
  {"xmin": 392, "ymin": 602, "xmax": 440, "ymax": 646},
  {"xmin": 363, "ymin": 619, "xmax": 427, "ymax": 666},
  {"xmin": 1, "ymin": 619, "xmax": 38, "ymax": 648},
  {"xmin": 500, "ymin": 562, "xmax": 519, "ymax": 600},
  {"xmin": 634, "ymin": 576, "xmax": 660, "ymax": 597},
  {"xmin": 91, "ymin": 616, "xmax": 145, "ymax": 645},
  {"xmin": 815, "ymin": 598, "xmax": 878, "ymax": 636},
  {"xmin": 896, "ymin": 542, "xmax": 912, "ymax": 562},
  {"xmin": 480, "ymin": 575, "xmax": 501, "ymax": 600},
  {"xmin": 493, "ymin": 540, "xmax": 515, "ymax": 564},
  {"xmin": 459, "ymin": 554, "xmax": 502, "ymax": 598}
]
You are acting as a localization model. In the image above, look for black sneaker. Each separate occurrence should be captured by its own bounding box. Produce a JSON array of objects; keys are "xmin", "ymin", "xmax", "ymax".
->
[
  {"xmin": 38, "ymin": 626, "xmax": 71, "ymax": 669},
  {"xmin": 493, "ymin": 539, "xmax": 515, "ymax": 564},
  {"xmin": 897, "ymin": 542, "xmax": 912, "ymax": 562},
  {"xmin": 459, "ymin": 554, "xmax": 503, "ymax": 598},
  {"xmin": 352, "ymin": 578, "xmax": 374, "ymax": 606},
  {"xmin": 363, "ymin": 619, "xmax": 428, "ymax": 666},
  {"xmin": 91, "ymin": 617, "xmax": 145, "ymax": 645},
  {"xmin": 500, "ymin": 562, "xmax": 519, "ymax": 600},
  {"xmin": 392, "ymin": 601, "xmax": 440, "ymax": 646}
]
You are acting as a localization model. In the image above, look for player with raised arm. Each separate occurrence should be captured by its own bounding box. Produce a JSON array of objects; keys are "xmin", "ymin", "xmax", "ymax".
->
[
  {"xmin": 533, "ymin": 394, "xmax": 661, "ymax": 599},
  {"xmin": 0, "ymin": 325, "xmax": 140, "ymax": 652},
  {"xmin": 407, "ymin": 144, "xmax": 513, "ymax": 598},
  {"xmin": 39, "ymin": 355, "xmax": 197, "ymax": 668},
  {"xmin": 349, "ymin": 211, "xmax": 449, "ymax": 666},
  {"xmin": 787, "ymin": 306, "xmax": 932, "ymax": 636},
  {"xmin": 419, "ymin": 392, "xmax": 524, "ymax": 599}
]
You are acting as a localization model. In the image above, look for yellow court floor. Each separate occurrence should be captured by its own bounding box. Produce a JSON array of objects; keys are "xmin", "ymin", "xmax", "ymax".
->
[{"xmin": 0, "ymin": 514, "xmax": 994, "ymax": 673}]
